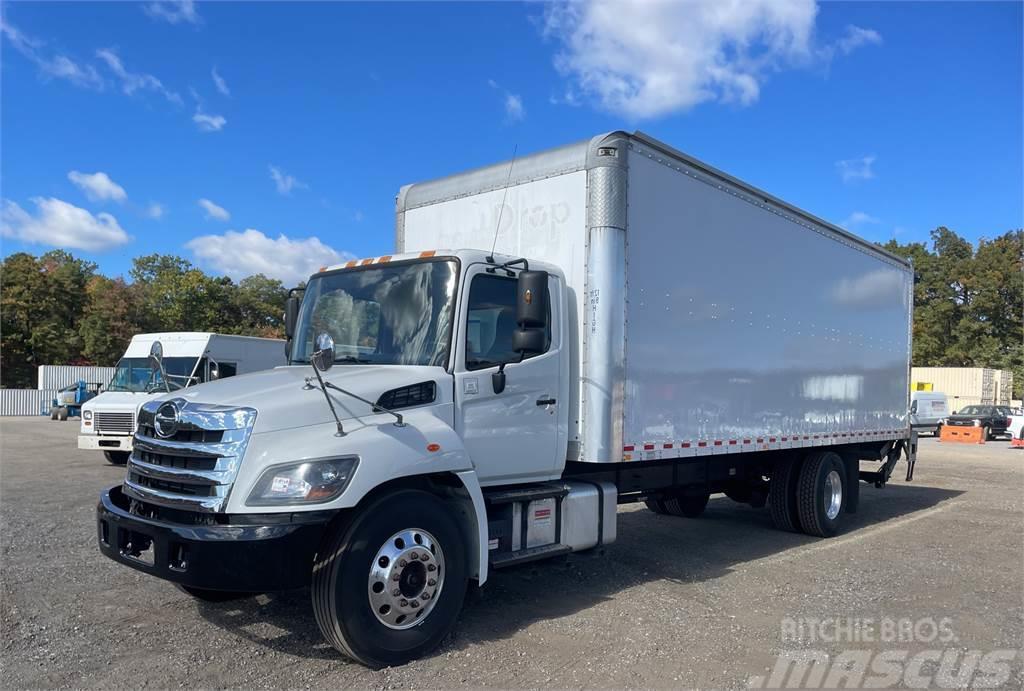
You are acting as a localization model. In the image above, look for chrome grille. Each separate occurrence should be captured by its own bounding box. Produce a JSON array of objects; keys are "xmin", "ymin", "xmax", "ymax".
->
[
  {"xmin": 95, "ymin": 412, "xmax": 134, "ymax": 435},
  {"xmin": 123, "ymin": 398, "xmax": 256, "ymax": 513}
]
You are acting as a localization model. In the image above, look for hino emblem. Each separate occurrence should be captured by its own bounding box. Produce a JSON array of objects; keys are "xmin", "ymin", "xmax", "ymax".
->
[{"xmin": 154, "ymin": 401, "xmax": 180, "ymax": 438}]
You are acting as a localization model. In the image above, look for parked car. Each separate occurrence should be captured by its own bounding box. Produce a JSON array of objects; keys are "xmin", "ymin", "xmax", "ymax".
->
[
  {"xmin": 1007, "ymin": 413, "xmax": 1024, "ymax": 445},
  {"xmin": 910, "ymin": 391, "xmax": 949, "ymax": 436},
  {"xmin": 943, "ymin": 405, "xmax": 1011, "ymax": 440}
]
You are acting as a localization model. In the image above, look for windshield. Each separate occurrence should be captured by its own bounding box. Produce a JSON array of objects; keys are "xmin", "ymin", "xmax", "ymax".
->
[
  {"xmin": 957, "ymin": 406, "xmax": 989, "ymax": 416},
  {"xmin": 291, "ymin": 259, "xmax": 458, "ymax": 367},
  {"xmin": 107, "ymin": 356, "xmax": 201, "ymax": 392}
]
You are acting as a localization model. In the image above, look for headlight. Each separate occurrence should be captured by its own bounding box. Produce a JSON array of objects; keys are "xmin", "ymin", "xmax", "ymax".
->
[
  {"xmin": 973, "ymin": 419, "xmax": 981, "ymax": 426},
  {"xmin": 82, "ymin": 410, "xmax": 92, "ymax": 420},
  {"xmin": 247, "ymin": 457, "xmax": 357, "ymax": 506}
]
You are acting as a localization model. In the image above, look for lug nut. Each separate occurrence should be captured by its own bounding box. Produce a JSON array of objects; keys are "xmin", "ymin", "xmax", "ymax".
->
[
  {"xmin": 400, "ymin": 599, "xmax": 408, "ymax": 607},
  {"xmin": 410, "ymin": 600, "xmax": 420, "ymax": 608},
  {"xmin": 421, "ymin": 553, "xmax": 430, "ymax": 561},
  {"xmin": 392, "ymin": 589, "xmax": 400, "ymax": 596},
  {"xmin": 399, "ymin": 559, "xmax": 407, "ymax": 567},
  {"xmin": 420, "ymin": 592, "xmax": 431, "ymax": 600},
  {"xmin": 427, "ymin": 564, "xmax": 436, "ymax": 571},
  {"xmin": 427, "ymin": 579, "xmax": 436, "ymax": 586},
  {"xmin": 409, "ymin": 551, "xmax": 418, "ymax": 559}
]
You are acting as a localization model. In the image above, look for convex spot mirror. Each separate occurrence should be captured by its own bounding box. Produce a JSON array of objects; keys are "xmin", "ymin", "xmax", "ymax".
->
[
  {"xmin": 514, "ymin": 269, "xmax": 548, "ymax": 357},
  {"xmin": 312, "ymin": 332, "xmax": 335, "ymax": 372}
]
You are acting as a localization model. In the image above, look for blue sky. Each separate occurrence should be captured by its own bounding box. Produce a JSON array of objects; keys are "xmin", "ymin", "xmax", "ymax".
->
[{"xmin": 2, "ymin": 1, "xmax": 1021, "ymax": 285}]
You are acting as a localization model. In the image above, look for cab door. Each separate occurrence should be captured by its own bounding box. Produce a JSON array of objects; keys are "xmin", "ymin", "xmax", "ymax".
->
[{"xmin": 453, "ymin": 265, "xmax": 564, "ymax": 486}]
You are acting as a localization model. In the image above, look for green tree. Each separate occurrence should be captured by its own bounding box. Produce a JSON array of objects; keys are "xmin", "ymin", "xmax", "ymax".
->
[
  {"xmin": 231, "ymin": 274, "xmax": 288, "ymax": 338},
  {"xmin": 80, "ymin": 276, "xmax": 144, "ymax": 365}
]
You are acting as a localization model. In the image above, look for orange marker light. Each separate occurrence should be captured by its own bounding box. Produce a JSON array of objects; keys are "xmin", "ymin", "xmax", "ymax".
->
[
  {"xmin": 378, "ymin": 255, "xmax": 391, "ymax": 263},
  {"xmin": 427, "ymin": 443, "xmax": 441, "ymax": 453},
  {"xmin": 360, "ymin": 258, "xmax": 374, "ymax": 266},
  {"xmin": 345, "ymin": 260, "xmax": 357, "ymax": 268},
  {"xmin": 419, "ymin": 250, "xmax": 436, "ymax": 258}
]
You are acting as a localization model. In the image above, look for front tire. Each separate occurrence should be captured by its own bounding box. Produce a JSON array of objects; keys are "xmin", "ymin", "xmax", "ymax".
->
[
  {"xmin": 796, "ymin": 452, "xmax": 846, "ymax": 537},
  {"xmin": 312, "ymin": 490, "xmax": 468, "ymax": 668},
  {"xmin": 104, "ymin": 450, "xmax": 130, "ymax": 465},
  {"xmin": 58, "ymin": 407, "xmax": 69, "ymax": 421},
  {"xmin": 50, "ymin": 407, "xmax": 59, "ymax": 420}
]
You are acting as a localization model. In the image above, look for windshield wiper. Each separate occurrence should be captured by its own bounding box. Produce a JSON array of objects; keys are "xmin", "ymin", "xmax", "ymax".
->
[
  {"xmin": 303, "ymin": 376, "xmax": 406, "ymax": 434},
  {"xmin": 335, "ymin": 356, "xmax": 371, "ymax": 364}
]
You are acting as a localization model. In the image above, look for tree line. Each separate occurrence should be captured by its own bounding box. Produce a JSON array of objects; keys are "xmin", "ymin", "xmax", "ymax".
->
[
  {"xmin": 1, "ymin": 226, "xmax": 1021, "ymax": 395},
  {"xmin": 1, "ymin": 252, "xmax": 290, "ymax": 388}
]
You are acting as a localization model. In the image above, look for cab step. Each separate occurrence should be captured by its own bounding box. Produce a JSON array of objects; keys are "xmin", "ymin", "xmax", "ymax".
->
[
  {"xmin": 484, "ymin": 482, "xmax": 568, "ymax": 506},
  {"xmin": 490, "ymin": 544, "xmax": 572, "ymax": 569}
]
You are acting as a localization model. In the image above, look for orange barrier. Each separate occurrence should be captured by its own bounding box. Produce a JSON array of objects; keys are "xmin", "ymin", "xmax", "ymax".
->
[
  {"xmin": 940, "ymin": 425, "xmax": 985, "ymax": 444},
  {"xmin": 1011, "ymin": 437, "xmax": 1024, "ymax": 449}
]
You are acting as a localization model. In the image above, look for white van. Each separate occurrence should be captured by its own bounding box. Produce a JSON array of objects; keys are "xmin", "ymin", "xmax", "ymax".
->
[{"xmin": 910, "ymin": 391, "xmax": 949, "ymax": 435}]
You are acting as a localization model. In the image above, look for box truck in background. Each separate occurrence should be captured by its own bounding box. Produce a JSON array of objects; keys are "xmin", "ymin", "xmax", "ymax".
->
[
  {"xmin": 79, "ymin": 332, "xmax": 284, "ymax": 464},
  {"xmin": 96, "ymin": 132, "xmax": 916, "ymax": 667}
]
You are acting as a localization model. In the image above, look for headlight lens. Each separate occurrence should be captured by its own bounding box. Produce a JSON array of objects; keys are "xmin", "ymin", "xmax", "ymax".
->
[
  {"xmin": 82, "ymin": 410, "xmax": 93, "ymax": 420},
  {"xmin": 247, "ymin": 457, "xmax": 357, "ymax": 506}
]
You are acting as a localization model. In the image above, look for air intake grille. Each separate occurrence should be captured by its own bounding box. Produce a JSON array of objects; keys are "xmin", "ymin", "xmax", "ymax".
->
[
  {"xmin": 95, "ymin": 412, "xmax": 134, "ymax": 434},
  {"xmin": 376, "ymin": 381, "xmax": 436, "ymax": 411}
]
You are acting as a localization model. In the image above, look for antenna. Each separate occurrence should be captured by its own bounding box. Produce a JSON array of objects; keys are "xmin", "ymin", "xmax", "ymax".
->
[{"xmin": 487, "ymin": 144, "xmax": 518, "ymax": 263}]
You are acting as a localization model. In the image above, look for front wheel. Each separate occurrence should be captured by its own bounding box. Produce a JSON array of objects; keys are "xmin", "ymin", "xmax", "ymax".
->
[
  {"xmin": 982, "ymin": 426, "xmax": 991, "ymax": 441},
  {"xmin": 50, "ymin": 407, "xmax": 59, "ymax": 420},
  {"xmin": 312, "ymin": 489, "xmax": 468, "ymax": 668},
  {"xmin": 104, "ymin": 451, "xmax": 130, "ymax": 465},
  {"xmin": 57, "ymin": 407, "xmax": 69, "ymax": 421}
]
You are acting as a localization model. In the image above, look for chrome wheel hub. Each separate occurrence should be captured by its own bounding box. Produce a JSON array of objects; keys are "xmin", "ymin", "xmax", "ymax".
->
[
  {"xmin": 368, "ymin": 528, "xmax": 444, "ymax": 630},
  {"xmin": 824, "ymin": 469, "xmax": 843, "ymax": 520}
]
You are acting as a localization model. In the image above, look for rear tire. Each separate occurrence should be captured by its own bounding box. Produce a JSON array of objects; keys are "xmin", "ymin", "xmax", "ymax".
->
[
  {"xmin": 176, "ymin": 585, "xmax": 254, "ymax": 602},
  {"xmin": 104, "ymin": 450, "xmax": 130, "ymax": 465},
  {"xmin": 58, "ymin": 407, "xmax": 69, "ymax": 421},
  {"xmin": 50, "ymin": 407, "xmax": 59, "ymax": 420},
  {"xmin": 796, "ymin": 452, "xmax": 846, "ymax": 537},
  {"xmin": 312, "ymin": 489, "xmax": 468, "ymax": 668},
  {"xmin": 982, "ymin": 425, "xmax": 991, "ymax": 441},
  {"xmin": 769, "ymin": 456, "xmax": 802, "ymax": 532},
  {"xmin": 663, "ymin": 490, "xmax": 709, "ymax": 518}
]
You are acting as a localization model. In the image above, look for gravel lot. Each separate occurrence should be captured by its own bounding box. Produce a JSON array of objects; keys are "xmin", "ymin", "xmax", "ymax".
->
[{"xmin": 2, "ymin": 416, "xmax": 1022, "ymax": 689}]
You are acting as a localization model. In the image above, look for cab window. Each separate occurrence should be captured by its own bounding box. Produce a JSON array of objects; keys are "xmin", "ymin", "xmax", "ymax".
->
[{"xmin": 464, "ymin": 274, "xmax": 549, "ymax": 371}]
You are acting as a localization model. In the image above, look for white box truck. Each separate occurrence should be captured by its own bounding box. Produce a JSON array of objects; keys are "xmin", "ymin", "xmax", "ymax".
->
[
  {"xmin": 80, "ymin": 332, "xmax": 284, "ymax": 464},
  {"xmin": 96, "ymin": 132, "xmax": 917, "ymax": 667}
]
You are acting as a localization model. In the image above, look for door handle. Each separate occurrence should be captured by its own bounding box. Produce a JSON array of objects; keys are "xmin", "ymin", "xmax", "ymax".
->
[{"xmin": 536, "ymin": 397, "xmax": 556, "ymax": 406}]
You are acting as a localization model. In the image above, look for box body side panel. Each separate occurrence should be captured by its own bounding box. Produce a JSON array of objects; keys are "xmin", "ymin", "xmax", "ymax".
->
[{"xmin": 622, "ymin": 149, "xmax": 913, "ymax": 451}]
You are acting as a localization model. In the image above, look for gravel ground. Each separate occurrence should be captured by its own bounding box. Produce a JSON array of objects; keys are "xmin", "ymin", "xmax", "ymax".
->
[{"xmin": 2, "ymin": 417, "xmax": 1022, "ymax": 689}]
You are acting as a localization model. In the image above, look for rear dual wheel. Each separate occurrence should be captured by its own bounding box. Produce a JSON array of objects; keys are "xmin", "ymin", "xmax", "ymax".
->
[
  {"xmin": 770, "ymin": 451, "xmax": 847, "ymax": 537},
  {"xmin": 645, "ymin": 490, "xmax": 709, "ymax": 518},
  {"xmin": 312, "ymin": 490, "xmax": 468, "ymax": 668}
]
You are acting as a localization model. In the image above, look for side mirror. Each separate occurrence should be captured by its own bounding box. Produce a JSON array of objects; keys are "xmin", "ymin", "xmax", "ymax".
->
[
  {"xmin": 312, "ymin": 332, "xmax": 335, "ymax": 372},
  {"xmin": 516, "ymin": 270, "xmax": 548, "ymax": 328},
  {"xmin": 148, "ymin": 340, "xmax": 163, "ymax": 370},
  {"xmin": 209, "ymin": 361, "xmax": 220, "ymax": 381},
  {"xmin": 285, "ymin": 296, "xmax": 300, "ymax": 340}
]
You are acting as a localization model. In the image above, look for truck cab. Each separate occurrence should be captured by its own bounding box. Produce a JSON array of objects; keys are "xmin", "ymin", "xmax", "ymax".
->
[{"xmin": 80, "ymin": 332, "xmax": 284, "ymax": 464}]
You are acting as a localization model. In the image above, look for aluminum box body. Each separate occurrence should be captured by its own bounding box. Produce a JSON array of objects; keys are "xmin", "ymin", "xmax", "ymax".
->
[{"xmin": 397, "ymin": 132, "xmax": 913, "ymax": 465}]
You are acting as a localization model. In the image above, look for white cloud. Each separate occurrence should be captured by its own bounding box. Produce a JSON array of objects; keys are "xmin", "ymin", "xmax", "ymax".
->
[
  {"xmin": 836, "ymin": 155, "xmax": 876, "ymax": 183},
  {"xmin": 504, "ymin": 93, "xmax": 525, "ymax": 122},
  {"xmin": 186, "ymin": 229, "xmax": 350, "ymax": 284},
  {"xmin": 1, "ymin": 197, "xmax": 130, "ymax": 251},
  {"xmin": 143, "ymin": 1, "xmax": 200, "ymax": 25},
  {"xmin": 0, "ymin": 19, "xmax": 103, "ymax": 89},
  {"xmin": 488, "ymin": 79, "xmax": 525, "ymax": 123},
  {"xmin": 836, "ymin": 25, "xmax": 882, "ymax": 55},
  {"xmin": 840, "ymin": 211, "xmax": 880, "ymax": 228},
  {"xmin": 197, "ymin": 198, "xmax": 230, "ymax": 221},
  {"xmin": 269, "ymin": 165, "xmax": 307, "ymax": 195},
  {"xmin": 96, "ymin": 48, "xmax": 182, "ymax": 104},
  {"xmin": 67, "ymin": 171, "xmax": 127, "ymax": 203},
  {"xmin": 211, "ymin": 67, "xmax": 230, "ymax": 96},
  {"xmin": 542, "ymin": 1, "xmax": 882, "ymax": 120},
  {"xmin": 145, "ymin": 202, "xmax": 165, "ymax": 219},
  {"xmin": 193, "ymin": 110, "xmax": 226, "ymax": 132}
]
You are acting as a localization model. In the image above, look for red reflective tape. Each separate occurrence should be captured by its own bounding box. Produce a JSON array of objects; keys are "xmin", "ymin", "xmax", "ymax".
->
[
  {"xmin": 698, "ymin": 441, "xmax": 708, "ymax": 448},
  {"xmin": 681, "ymin": 442, "xmax": 691, "ymax": 448},
  {"xmin": 769, "ymin": 437, "xmax": 776, "ymax": 442},
  {"xmin": 804, "ymin": 436, "xmax": 810, "ymax": 440},
  {"xmin": 756, "ymin": 438, "xmax": 764, "ymax": 443},
  {"xmin": 623, "ymin": 445, "xmax": 634, "ymax": 452},
  {"xmin": 663, "ymin": 443, "xmax": 673, "ymax": 449},
  {"xmin": 781, "ymin": 437, "xmax": 788, "ymax": 442},
  {"xmin": 743, "ymin": 439, "xmax": 751, "ymax": 444},
  {"xmin": 714, "ymin": 440, "xmax": 723, "ymax": 446},
  {"xmin": 643, "ymin": 444, "xmax": 655, "ymax": 451},
  {"xmin": 728, "ymin": 440, "xmax": 737, "ymax": 445}
]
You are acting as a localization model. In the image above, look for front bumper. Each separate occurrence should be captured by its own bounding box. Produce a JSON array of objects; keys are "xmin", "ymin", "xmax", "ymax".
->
[
  {"xmin": 79, "ymin": 434, "xmax": 132, "ymax": 451},
  {"xmin": 97, "ymin": 485, "xmax": 334, "ymax": 592}
]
